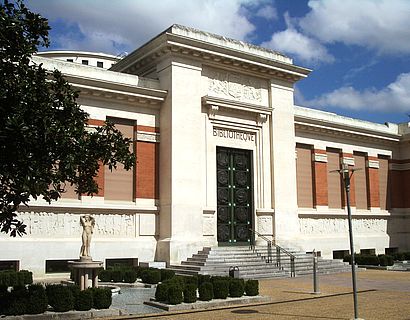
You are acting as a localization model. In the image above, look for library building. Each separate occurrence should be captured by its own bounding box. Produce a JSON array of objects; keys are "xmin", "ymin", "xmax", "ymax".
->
[{"xmin": 1, "ymin": 25, "xmax": 409, "ymax": 277}]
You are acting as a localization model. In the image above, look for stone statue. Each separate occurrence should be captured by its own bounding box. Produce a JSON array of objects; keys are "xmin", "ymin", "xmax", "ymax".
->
[{"xmin": 80, "ymin": 215, "xmax": 95, "ymax": 258}]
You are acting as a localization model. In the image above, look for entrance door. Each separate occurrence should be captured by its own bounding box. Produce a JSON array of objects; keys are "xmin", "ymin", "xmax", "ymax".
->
[{"xmin": 216, "ymin": 147, "xmax": 253, "ymax": 245}]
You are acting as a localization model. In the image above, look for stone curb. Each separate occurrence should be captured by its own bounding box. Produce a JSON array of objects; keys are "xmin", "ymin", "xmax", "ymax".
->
[
  {"xmin": 1, "ymin": 308, "xmax": 123, "ymax": 320},
  {"xmin": 144, "ymin": 295, "xmax": 271, "ymax": 311}
]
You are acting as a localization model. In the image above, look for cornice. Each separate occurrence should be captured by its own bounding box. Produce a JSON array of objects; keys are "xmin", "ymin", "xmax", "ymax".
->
[{"xmin": 113, "ymin": 32, "xmax": 311, "ymax": 83}]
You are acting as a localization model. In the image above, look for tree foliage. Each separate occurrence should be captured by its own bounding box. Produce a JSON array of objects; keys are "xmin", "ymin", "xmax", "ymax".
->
[{"xmin": 0, "ymin": 0, "xmax": 135, "ymax": 236}]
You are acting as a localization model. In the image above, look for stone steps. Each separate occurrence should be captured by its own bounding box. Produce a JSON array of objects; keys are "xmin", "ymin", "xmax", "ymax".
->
[{"xmin": 168, "ymin": 246, "xmax": 351, "ymax": 279}]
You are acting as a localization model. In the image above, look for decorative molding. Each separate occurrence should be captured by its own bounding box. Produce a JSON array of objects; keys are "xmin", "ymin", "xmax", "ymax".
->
[
  {"xmin": 256, "ymin": 113, "xmax": 268, "ymax": 126},
  {"xmin": 313, "ymin": 153, "xmax": 328, "ymax": 163},
  {"xmin": 136, "ymin": 131, "xmax": 160, "ymax": 143},
  {"xmin": 342, "ymin": 157, "xmax": 355, "ymax": 166},
  {"xmin": 367, "ymin": 159, "xmax": 380, "ymax": 169},
  {"xmin": 207, "ymin": 105, "xmax": 219, "ymax": 119},
  {"xmin": 202, "ymin": 96, "xmax": 271, "ymax": 116}
]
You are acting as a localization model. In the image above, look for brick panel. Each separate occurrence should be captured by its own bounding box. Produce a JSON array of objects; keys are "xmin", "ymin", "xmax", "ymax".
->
[
  {"xmin": 313, "ymin": 149, "xmax": 328, "ymax": 206},
  {"xmin": 366, "ymin": 156, "xmax": 379, "ymax": 208},
  {"xmin": 136, "ymin": 141, "xmax": 159, "ymax": 199}
]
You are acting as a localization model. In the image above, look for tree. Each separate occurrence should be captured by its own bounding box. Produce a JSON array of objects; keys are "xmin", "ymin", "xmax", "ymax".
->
[{"xmin": 0, "ymin": 0, "xmax": 136, "ymax": 236}]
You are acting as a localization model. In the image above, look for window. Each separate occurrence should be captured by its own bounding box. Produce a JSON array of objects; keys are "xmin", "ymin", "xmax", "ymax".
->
[
  {"xmin": 97, "ymin": 61, "xmax": 104, "ymax": 68},
  {"xmin": 360, "ymin": 248, "xmax": 376, "ymax": 255},
  {"xmin": 0, "ymin": 260, "xmax": 19, "ymax": 271},
  {"xmin": 327, "ymin": 148, "xmax": 343, "ymax": 209},
  {"xmin": 353, "ymin": 152, "xmax": 368, "ymax": 209},
  {"xmin": 82, "ymin": 60, "xmax": 89, "ymax": 65},
  {"xmin": 45, "ymin": 260, "xmax": 73, "ymax": 273},
  {"xmin": 385, "ymin": 247, "xmax": 398, "ymax": 255},
  {"xmin": 106, "ymin": 258, "xmax": 138, "ymax": 269},
  {"xmin": 66, "ymin": 59, "xmax": 73, "ymax": 62},
  {"xmin": 333, "ymin": 250, "xmax": 349, "ymax": 259},
  {"xmin": 296, "ymin": 144, "xmax": 314, "ymax": 208}
]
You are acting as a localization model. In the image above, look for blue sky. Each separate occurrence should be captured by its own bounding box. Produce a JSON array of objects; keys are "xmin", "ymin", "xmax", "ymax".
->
[{"xmin": 27, "ymin": 0, "xmax": 410, "ymax": 124}]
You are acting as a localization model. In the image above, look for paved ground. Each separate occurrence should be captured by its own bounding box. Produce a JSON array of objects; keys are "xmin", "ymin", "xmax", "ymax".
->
[{"xmin": 103, "ymin": 270, "xmax": 410, "ymax": 320}]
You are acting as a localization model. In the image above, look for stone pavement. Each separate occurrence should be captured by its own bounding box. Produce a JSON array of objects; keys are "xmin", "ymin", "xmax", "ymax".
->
[{"xmin": 101, "ymin": 270, "xmax": 410, "ymax": 320}]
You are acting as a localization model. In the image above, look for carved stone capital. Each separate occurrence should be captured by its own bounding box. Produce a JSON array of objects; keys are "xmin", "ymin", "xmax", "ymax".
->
[{"xmin": 208, "ymin": 105, "xmax": 219, "ymax": 119}]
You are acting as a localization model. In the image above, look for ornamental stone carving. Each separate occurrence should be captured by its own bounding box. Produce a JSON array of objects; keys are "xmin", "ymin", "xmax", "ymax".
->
[
  {"xmin": 208, "ymin": 70, "xmax": 262, "ymax": 103},
  {"xmin": 258, "ymin": 216, "xmax": 273, "ymax": 235},
  {"xmin": 299, "ymin": 218, "xmax": 387, "ymax": 235}
]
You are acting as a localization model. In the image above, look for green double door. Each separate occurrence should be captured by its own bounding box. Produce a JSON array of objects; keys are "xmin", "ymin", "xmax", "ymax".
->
[{"xmin": 216, "ymin": 147, "xmax": 253, "ymax": 245}]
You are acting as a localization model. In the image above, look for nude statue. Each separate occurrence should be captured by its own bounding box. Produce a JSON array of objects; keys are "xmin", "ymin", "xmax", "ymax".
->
[{"xmin": 80, "ymin": 215, "xmax": 95, "ymax": 257}]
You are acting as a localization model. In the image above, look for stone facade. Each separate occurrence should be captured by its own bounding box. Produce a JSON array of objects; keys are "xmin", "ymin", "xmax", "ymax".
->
[{"xmin": 1, "ymin": 25, "xmax": 409, "ymax": 277}]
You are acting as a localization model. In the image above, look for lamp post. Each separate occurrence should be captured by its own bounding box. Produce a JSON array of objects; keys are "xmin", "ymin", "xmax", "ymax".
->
[{"xmin": 332, "ymin": 163, "xmax": 361, "ymax": 320}]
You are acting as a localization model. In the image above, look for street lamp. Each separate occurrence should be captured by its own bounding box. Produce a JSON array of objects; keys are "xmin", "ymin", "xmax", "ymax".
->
[{"xmin": 331, "ymin": 163, "xmax": 362, "ymax": 320}]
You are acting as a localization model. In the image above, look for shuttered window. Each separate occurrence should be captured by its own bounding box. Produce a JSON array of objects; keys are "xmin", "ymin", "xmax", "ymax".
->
[
  {"xmin": 327, "ymin": 149, "xmax": 342, "ymax": 209},
  {"xmin": 353, "ymin": 153, "xmax": 368, "ymax": 209},
  {"xmin": 296, "ymin": 144, "xmax": 314, "ymax": 208},
  {"xmin": 104, "ymin": 119, "xmax": 135, "ymax": 201},
  {"xmin": 379, "ymin": 156, "xmax": 389, "ymax": 210}
]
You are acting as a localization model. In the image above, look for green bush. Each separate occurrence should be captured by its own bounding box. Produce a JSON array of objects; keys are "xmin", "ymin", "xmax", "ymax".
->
[
  {"xmin": 46, "ymin": 284, "xmax": 74, "ymax": 312},
  {"xmin": 26, "ymin": 284, "xmax": 47, "ymax": 314},
  {"xmin": 99, "ymin": 270, "xmax": 112, "ymax": 282},
  {"xmin": 4, "ymin": 286, "xmax": 28, "ymax": 315},
  {"xmin": 245, "ymin": 280, "xmax": 259, "ymax": 296},
  {"xmin": 135, "ymin": 266, "xmax": 148, "ymax": 278},
  {"xmin": 213, "ymin": 279, "xmax": 229, "ymax": 299},
  {"xmin": 182, "ymin": 275, "xmax": 198, "ymax": 289},
  {"xmin": 91, "ymin": 288, "xmax": 112, "ymax": 309},
  {"xmin": 378, "ymin": 254, "xmax": 394, "ymax": 266},
  {"xmin": 168, "ymin": 284, "xmax": 183, "ymax": 305},
  {"xmin": 211, "ymin": 275, "xmax": 231, "ymax": 283},
  {"xmin": 160, "ymin": 269, "xmax": 175, "ymax": 282},
  {"xmin": 0, "ymin": 270, "xmax": 33, "ymax": 287},
  {"xmin": 0, "ymin": 285, "xmax": 9, "ymax": 315},
  {"xmin": 123, "ymin": 270, "xmax": 137, "ymax": 283},
  {"xmin": 140, "ymin": 268, "xmax": 161, "ymax": 284},
  {"xmin": 111, "ymin": 269, "xmax": 123, "ymax": 283},
  {"xmin": 198, "ymin": 274, "xmax": 211, "ymax": 286},
  {"xmin": 183, "ymin": 283, "xmax": 197, "ymax": 303},
  {"xmin": 75, "ymin": 289, "xmax": 93, "ymax": 311},
  {"xmin": 393, "ymin": 252, "xmax": 410, "ymax": 261},
  {"xmin": 198, "ymin": 282, "xmax": 213, "ymax": 301},
  {"xmin": 344, "ymin": 254, "xmax": 379, "ymax": 266},
  {"xmin": 155, "ymin": 282, "xmax": 169, "ymax": 302},
  {"xmin": 229, "ymin": 279, "xmax": 245, "ymax": 297}
]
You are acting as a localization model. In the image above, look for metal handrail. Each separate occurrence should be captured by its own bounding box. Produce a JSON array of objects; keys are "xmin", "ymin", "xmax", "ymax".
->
[{"xmin": 249, "ymin": 228, "xmax": 296, "ymax": 277}]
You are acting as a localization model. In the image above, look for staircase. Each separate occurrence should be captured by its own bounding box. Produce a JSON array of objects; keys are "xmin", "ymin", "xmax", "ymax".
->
[{"xmin": 167, "ymin": 246, "xmax": 351, "ymax": 279}]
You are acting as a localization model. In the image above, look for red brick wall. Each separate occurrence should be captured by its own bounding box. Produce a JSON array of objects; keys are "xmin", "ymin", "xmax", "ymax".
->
[
  {"xmin": 135, "ymin": 126, "xmax": 159, "ymax": 199},
  {"xmin": 366, "ymin": 156, "xmax": 379, "ymax": 208},
  {"xmin": 343, "ymin": 153, "xmax": 356, "ymax": 207},
  {"xmin": 313, "ymin": 149, "xmax": 328, "ymax": 206}
]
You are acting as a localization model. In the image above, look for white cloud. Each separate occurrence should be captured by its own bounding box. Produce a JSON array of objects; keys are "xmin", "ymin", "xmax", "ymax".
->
[
  {"xmin": 28, "ymin": 0, "xmax": 262, "ymax": 54},
  {"xmin": 300, "ymin": 0, "xmax": 410, "ymax": 55},
  {"xmin": 261, "ymin": 27, "xmax": 334, "ymax": 65},
  {"xmin": 306, "ymin": 73, "xmax": 410, "ymax": 112},
  {"xmin": 255, "ymin": 5, "xmax": 277, "ymax": 20}
]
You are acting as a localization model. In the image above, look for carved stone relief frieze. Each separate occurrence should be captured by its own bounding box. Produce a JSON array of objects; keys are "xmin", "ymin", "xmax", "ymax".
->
[
  {"xmin": 203, "ymin": 214, "xmax": 215, "ymax": 236},
  {"xmin": 257, "ymin": 216, "xmax": 273, "ymax": 236},
  {"xmin": 17, "ymin": 211, "xmax": 139, "ymax": 238},
  {"xmin": 299, "ymin": 218, "xmax": 387, "ymax": 235},
  {"xmin": 208, "ymin": 70, "xmax": 262, "ymax": 103}
]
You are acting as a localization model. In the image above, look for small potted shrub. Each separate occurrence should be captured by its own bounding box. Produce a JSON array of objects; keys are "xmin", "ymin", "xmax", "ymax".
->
[
  {"xmin": 26, "ymin": 284, "xmax": 47, "ymax": 314},
  {"xmin": 183, "ymin": 283, "xmax": 197, "ymax": 303},
  {"xmin": 167, "ymin": 284, "xmax": 183, "ymax": 305},
  {"xmin": 199, "ymin": 282, "xmax": 213, "ymax": 301},
  {"xmin": 245, "ymin": 280, "xmax": 259, "ymax": 296},
  {"xmin": 91, "ymin": 287, "xmax": 112, "ymax": 309},
  {"xmin": 75, "ymin": 289, "xmax": 93, "ymax": 311},
  {"xmin": 229, "ymin": 279, "xmax": 244, "ymax": 297},
  {"xmin": 213, "ymin": 279, "xmax": 229, "ymax": 299}
]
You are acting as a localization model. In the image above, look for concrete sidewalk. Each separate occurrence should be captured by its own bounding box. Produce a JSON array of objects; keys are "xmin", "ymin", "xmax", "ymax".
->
[{"xmin": 102, "ymin": 270, "xmax": 410, "ymax": 320}]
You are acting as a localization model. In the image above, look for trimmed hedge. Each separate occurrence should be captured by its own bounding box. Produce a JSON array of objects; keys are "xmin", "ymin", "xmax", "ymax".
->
[
  {"xmin": 98, "ymin": 268, "xmax": 138, "ymax": 283},
  {"xmin": 213, "ymin": 279, "xmax": 229, "ymax": 299},
  {"xmin": 168, "ymin": 284, "xmax": 183, "ymax": 305},
  {"xmin": 183, "ymin": 283, "xmax": 197, "ymax": 303},
  {"xmin": 26, "ymin": 284, "xmax": 48, "ymax": 314},
  {"xmin": 160, "ymin": 269, "xmax": 175, "ymax": 282},
  {"xmin": 46, "ymin": 284, "xmax": 74, "ymax": 312},
  {"xmin": 90, "ymin": 287, "xmax": 112, "ymax": 309},
  {"xmin": 198, "ymin": 274, "xmax": 211, "ymax": 286},
  {"xmin": 0, "ymin": 270, "xmax": 33, "ymax": 287},
  {"xmin": 183, "ymin": 275, "xmax": 198, "ymax": 289},
  {"xmin": 392, "ymin": 252, "xmax": 410, "ymax": 261},
  {"xmin": 155, "ymin": 283, "xmax": 169, "ymax": 302},
  {"xmin": 75, "ymin": 289, "xmax": 93, "ymax": 311},
  {"xmin": 140, "ymin": 268, "xmax": 161, "ymax": 284},
  {"xmin": 198, "ymin": 282, "xmax": 213, "ymax": 301},
  {"xmin": 245, "ymin": 280, "xmax": 259, "ymax": 296},
  {"xmin": 229, "ymin": 279, "xmax": 244, "ymax": 297},
  {"xmin": 343, "ymin": 254, "xmax": 394, "ymax": 266}
]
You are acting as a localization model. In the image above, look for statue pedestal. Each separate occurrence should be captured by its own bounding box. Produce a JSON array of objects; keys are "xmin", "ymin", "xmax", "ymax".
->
[{"xmin": 68, "ymin": 256, "xmax": 103, "ymax": 291}]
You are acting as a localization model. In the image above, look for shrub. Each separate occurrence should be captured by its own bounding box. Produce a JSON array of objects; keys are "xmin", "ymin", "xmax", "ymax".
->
[
  {"xmin": 140, "ymin": 268, "xmax": 161, "ymax": 284},
  {"xmin": 378, "ymin": 254, "xmax": 394, "ymax": 266},
  {"xmin": 211, "ymin": 275, "xmax": 231, "ymax": 283},
  {"xmin": 245, "ymin": 280, "xmax": 259, "ymax": 296},
  {"xmin": 75, "ymin": 289, "xmax": 93, "ymax": 311},
  {"xmin": 183, "ymin": 283, "xmax": 197, "ymax": 303},
  {"xmin": 229, "ymin": 279, "xmax": 244, "ymax": 297},
  {"xmin": 123, "ymin": 270, "xmax": 137, "ymax": 283},
  {"xmin": 19, "ymin": 270, "xmax": 33, "ymax": 285},
  {"xmin": 111, "ymin": 269, "xmax": 123, "ymax": 283},
  {"xmin": 160, "ymin": 269, "xmax": 175, "ymax": 282},
  {"xmin": 4, "ymin": 286, "xmax": 28, "ymax": 315},
  {"xmin": 91, "ymin": 288, "xmax": 112, "ymax": 309},
  {"xmin": 168, "ymin": 284, "xmax": 183, "ymax": 305},
  {"xmin": 0, "ymin": 270, "xmax": 33, "ymax": 287},
  {"xmin": 213, "ymin": 279, "xmax": 229, "ymax": 299},
  {"xmin": 183, "ymin": 275, "xmax": 198, "ymax": 289},
  {"xmin": 99, "ymin": 270, "xmax": 112, "ymax": 282},
  {"xmin": 198, "ymin": 274, "xmax": 211, "ymax": 286},
  {"xmin": 26, "ymin": 284, "xmax": 47, "ymax": 314},
  {"xmin": 356, "ymin": 254, "xmax": 379, "ymax": 266},
  {"xmin": 0, "ymin": 285, "xmax": 9, "ymax": 314},
  {"xmin": 198, "ymin": 282, "xmax": 213, "ymax": 301},
  {"xmin": 46, "ymin": 284, "xmax": 74, "ymax": 312},
  {"xmin": 135, "ymin": 266, "xmax": 148, "ymax": 278},
  {"xmin": 155, "ymin": 282, "xmax": 169, "ymax": 302}
]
